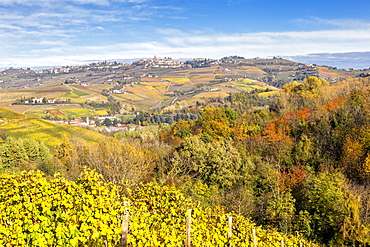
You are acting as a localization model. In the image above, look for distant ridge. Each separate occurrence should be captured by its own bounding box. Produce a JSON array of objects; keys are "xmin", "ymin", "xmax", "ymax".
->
[
  {"xmin": 2, "ymin": 52, "xmax": 370, "ymax": 72},
  {"xmin": 285, "ymin": 51, "xmax": 370, "ymax": 69}
]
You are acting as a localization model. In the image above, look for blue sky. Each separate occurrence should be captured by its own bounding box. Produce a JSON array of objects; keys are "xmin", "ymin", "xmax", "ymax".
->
[{"xmin": 1, "ymin": 0, "xmax": 370, "ymax": 69}]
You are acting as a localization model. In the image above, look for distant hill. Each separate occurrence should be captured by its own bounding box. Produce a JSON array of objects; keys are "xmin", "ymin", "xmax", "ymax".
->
[
  {"xmin": 0, "ymin": 57, "xmax": 369, "ymax": 113},
  {"xmin": 286, "ymin": 51, "xmax": 370, "ymax": 69}
]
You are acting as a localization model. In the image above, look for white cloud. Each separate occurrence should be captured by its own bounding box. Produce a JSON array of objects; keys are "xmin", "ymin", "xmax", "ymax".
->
[
  {"xmin": 0, "ymin": 0, "xmax": 149, "ymax": 6},
  {"xmin": 294, "ymin": 17, "xmax": 370, "ymax": 29},
  {"xmin": 1, "ymin": 4, "xmax": 370, "ymax": 69},
  {"xmin": 3, "ymin": 24, "xmax": 370, "ymax": 69},
  {"xmin": 154, "ymin": 27, "xmax": 370, "ymax": 57}
]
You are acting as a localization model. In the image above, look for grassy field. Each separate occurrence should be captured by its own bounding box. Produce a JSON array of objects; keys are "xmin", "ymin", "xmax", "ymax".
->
[
  {"xmin": 214, "ymin": 74, "xmax": 243, "ymax": 79},
  {"xmin": 316, "ymin": 66, "xmax": 340, "ymax": 77},
  {"xmin": 0, "ymin": 108, "xmax": 30, "ymax": 120},
  {"xmin": 26, "ymin": 108, "xmax": 107, "ymax": 119},
  {"xmin": 163, "ymin": 78, "xmax": 191, "ymax": 85},
  {"xmin": 259, "ymin": 90, "xmax": 279, "ymax": 96},
  {"xmin": 0, "ymin": 91, "xmax": 32, "ymax": 101},
  {"xmin": 189, "ymin": 76, "xmax": 217, "ymax": 84},
  {"xmin": 236, "ymin": 65, "xmax": 267, "ymax": 75},
  {"xmin": 63, "ymin": 92, "xmax": 87, "ymax": 103},
  {"xmin": 72, "ymin": 89, "xmax": 89, "ymax": 96},
  {"xmin": 25, "ymin": 110, "xmax": 51, "ymax": 118},
  {"xmin": 114, "ymin": 93, "xmax": 146, "ymax": 101},
  {"xmin": 60, "ymin": 108, "xmax": 97, "ymax": 118},
  {"xmin": 48, "ymin": 109, "xmax": 65, "ymax": 116},
  {"xmin": 94, "ymin": 109, "xmax": 108, "ymax": 115},
  {"xmin": 141, "ymin": 79, "xmax": 169, "ymax": 87},
  {"xmin": 126, "ymin": 85, "xmax": 169, "ymax": 100},
  {"xmin": 0, "ymin": 104, "xmax": 34, "ymax": 114},
  {"xmin": 193, "ymin": 91, "xmax": 230, "ymax": 99},
  {"xmin": 69, "ymin": 85, "xmax": 107, "ymax": 102}
]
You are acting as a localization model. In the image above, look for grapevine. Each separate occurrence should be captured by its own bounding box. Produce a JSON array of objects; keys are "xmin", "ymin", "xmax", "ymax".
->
[{"xmin": 0, "ymin": 170, "xmax": 318, "ymax": 246}]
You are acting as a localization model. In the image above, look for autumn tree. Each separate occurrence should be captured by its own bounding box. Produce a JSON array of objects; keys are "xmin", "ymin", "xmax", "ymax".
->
[
  {"xmin": 262, "ymin": 118, "xmax": 294, "ymax": 164},
  {"xmin": 86, "ymin": 137, "xmax": 157, "ymax": 183},
  {"xmin": 159, "ymin": 119, "xmax": 194, "ymax": 146},
  {"xmin": 340, "ymin": 133, "xmax": 370, "ymax": 182},
  {"xmin": 280, "ymin": 76, "xmax": 329, "ymax": 111},
  {"xmin": 196, "ymin": 106, "xmax": 237, "ymax": 140}
]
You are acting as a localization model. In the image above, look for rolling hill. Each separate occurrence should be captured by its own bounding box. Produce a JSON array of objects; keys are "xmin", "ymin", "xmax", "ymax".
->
[
  {"xmin": 0, "ymin": 108, "xmax": 105, "ymax": 149},
  {"xmin": 0, "ymin": 57, "xmax": 369, "ymax": 114}
]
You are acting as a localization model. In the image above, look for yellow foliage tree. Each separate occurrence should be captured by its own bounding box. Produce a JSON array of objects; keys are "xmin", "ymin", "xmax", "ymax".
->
[
  {"xmin": 86, "ymin": 138, "xmax": 157, "ymax": 183},
  {"xmin": 281, "ymin": 76, "xmax": 329, "ymax": 110}
]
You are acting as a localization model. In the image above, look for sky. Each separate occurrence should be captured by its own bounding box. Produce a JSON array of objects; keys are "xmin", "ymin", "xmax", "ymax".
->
[{"xmin": 1, "ymin": 0, "xmax": 370, "ymax": 69}]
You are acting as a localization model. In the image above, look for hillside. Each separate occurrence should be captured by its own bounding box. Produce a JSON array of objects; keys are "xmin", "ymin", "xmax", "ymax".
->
[{"xmin": 0, "ymin": 108, "xmax": 105, "ymax": 148}]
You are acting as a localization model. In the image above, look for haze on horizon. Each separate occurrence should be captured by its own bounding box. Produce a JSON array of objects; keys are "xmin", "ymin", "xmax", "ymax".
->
[{"xmin": 1, "ymin": 0, "xmax": 370, "ymax": 69}]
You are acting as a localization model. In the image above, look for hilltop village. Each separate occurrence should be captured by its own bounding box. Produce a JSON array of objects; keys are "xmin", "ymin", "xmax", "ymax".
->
[{"xmin": 33, "ymin": 56, "xmax": 213, "ymax": 75}]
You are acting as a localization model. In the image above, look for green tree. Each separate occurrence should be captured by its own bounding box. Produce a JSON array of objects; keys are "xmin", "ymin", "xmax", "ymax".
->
[
  {"xmin": 22, "ymin": 138, "xmax": 50, "ymax": 162},
  {"xmin": 303, "ymin": 172, "xmax": 365, "ymax": 245},
  {"xmin": 265, "ymin": 190, "xmax": 296, "ymax": 234},
  {"xmin": 172, "ymin": 119, "xmax": 193, "ymax": 139},
  {"xmin": 0, "ymin": 137, "xmax": 52, "ymax": 172},
  {"xmin": 0, "ymin": 136, "xmax": 29, "ymax": 169},
  {"xmin": 102, "ymin": 118, "xmax": 113, "ymax": 127},
  {"xmin": 171, "ymin": 136, "xmax": 243, "ymax": 189}
]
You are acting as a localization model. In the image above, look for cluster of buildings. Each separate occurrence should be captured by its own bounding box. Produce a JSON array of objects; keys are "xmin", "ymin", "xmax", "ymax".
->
[
  {"xmin": 31, "ymin": 57, "xmax": 218, "ymax": 75},
  {"xmin": 21, "ymin": 98, "xmax": 68, "ymax": 104},
  {"xmin": 49, "ymin": 116, "xmax": 144, "ymax": 133},
  {"xmin": 35, "ymin": 61, "xmax": 130, "ymax": 75},
  {"xmin": 36, "ymin": 65, "xmax": 89, "ymax": 75},
  {"xmin": 133, "ymin": 56, "xmax": 188, "ymax": 69},
  {"xmin": 132, "ymin": 56, "xmax": 219, "ymax": 69}
]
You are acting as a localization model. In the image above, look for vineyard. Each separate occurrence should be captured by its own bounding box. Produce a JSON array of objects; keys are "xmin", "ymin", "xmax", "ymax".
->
[
  {"xmin": 0, "ymin": 169, "xmax": 317, "ymax": 246},
  {"xmin": 0, "ymin": 108, "xmax": 105, "ymax": 148}
]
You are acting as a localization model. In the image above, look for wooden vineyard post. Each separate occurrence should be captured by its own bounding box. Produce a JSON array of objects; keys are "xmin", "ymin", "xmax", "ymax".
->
[
  {"xmin": 281, "ymin": 239, "xmax": 284, "ymax": 247},
  {"xmin": 227, "ymin": 216, "xmax": 232, "ymax": 239},
  {"xmin": 186, "ymin": 209, "xmax": 192, "ymax": 247},
  {"xmin": 121, "ymin": 214, "xmax": 129, "ymax": 247},
  {"xmin": 252, "ymin": 228, "xmax": 257, "ymax": 247},
  {"xmin": 121, "ymin": 201, "xmax": 130, "ymax": 247}
]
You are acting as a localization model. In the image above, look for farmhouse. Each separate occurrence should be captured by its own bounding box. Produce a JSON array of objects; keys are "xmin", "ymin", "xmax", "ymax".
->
[
  {"xmin": 22, "ymin": 98, "xmax": 67, "ymax": 104},
  {"xmin": 96, "ymin": 116, "xmax": 117, "ymax": 121},
  {"xmin": 30, "ymin": 98, "xmax": 44, "ymax": 104},
  {"xmin": 112, "ymin": 89, "xmax": 125, "ymax": 94},
  {"xmin": 55, "ymin": 98, "xmax": 68, "ymax": 103}
]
